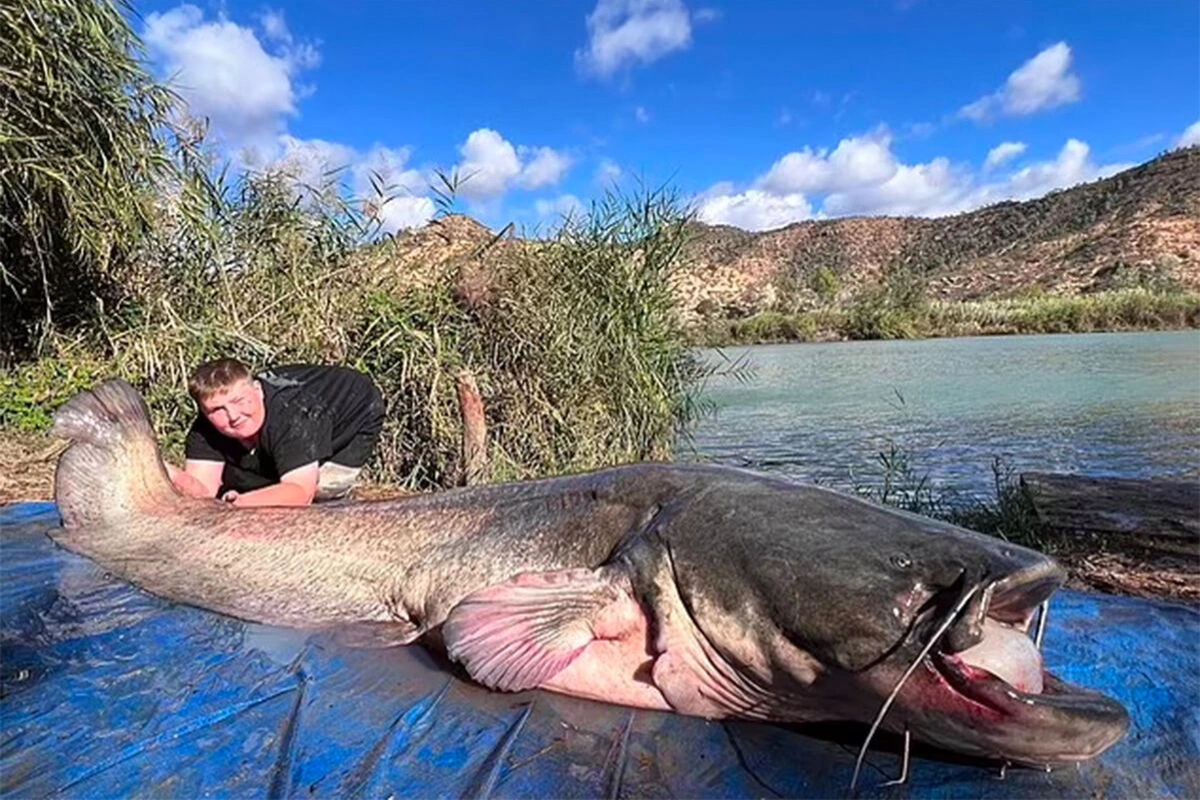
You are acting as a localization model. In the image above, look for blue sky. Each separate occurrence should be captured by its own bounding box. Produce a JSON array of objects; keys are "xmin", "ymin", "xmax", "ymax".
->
[{"xmin": 129, "ymin": 0, "xmax": 1199, "ymax": 232}]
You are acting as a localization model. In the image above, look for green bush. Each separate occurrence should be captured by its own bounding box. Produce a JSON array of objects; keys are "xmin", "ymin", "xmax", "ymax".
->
[
  {"xmin": 0, "ymin": 357, "xmax": 109, "ymax": 432},
  {"xmin": 809, "ymin": 266, "xmax": 839, "ymax": 305},
  {"xmin": 0, "ymin": 0, "xmax": 188, "ymax": 362}
]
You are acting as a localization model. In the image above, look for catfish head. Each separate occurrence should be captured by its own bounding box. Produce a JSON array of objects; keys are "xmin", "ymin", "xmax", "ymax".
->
[{"xmin": 656, "ymin": 474, "xmax": 1131, "ymax": 771}]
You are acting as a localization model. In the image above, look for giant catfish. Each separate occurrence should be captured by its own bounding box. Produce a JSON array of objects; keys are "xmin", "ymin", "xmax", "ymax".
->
[{"xmin": 47, "ymin": 379, "xmax": 1130, "ymax": 782}]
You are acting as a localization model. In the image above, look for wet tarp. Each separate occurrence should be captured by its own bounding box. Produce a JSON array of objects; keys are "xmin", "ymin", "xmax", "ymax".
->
[{"xmin": 1, "ymin": 501, "xmax": 1197, "ymax": 799}]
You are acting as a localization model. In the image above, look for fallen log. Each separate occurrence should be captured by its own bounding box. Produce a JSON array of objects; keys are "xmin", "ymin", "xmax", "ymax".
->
[{"xmin": 1019, "ymin": 472, "xmax": 1200, "ymax": 541}]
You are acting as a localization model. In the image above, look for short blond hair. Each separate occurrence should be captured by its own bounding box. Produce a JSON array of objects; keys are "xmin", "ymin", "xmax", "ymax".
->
[{"xmin": 188, "ymin": 358, "xmax": 254, "ymax": 403}]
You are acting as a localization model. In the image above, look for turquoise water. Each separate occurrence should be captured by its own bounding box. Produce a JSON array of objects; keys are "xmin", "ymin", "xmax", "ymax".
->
[{"xmin": 685, "ymin": 330, "xmax": 1200, "ymax": 501}]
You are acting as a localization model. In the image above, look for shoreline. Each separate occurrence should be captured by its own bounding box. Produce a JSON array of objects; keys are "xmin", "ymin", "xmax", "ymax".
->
[
  {"xmin": 689, "ymin": 321, "xmax": 1200, "ymax": 349},
  {"xmin": 683, "ymin": 288, "xmax": 1200, "ymax": 348}
]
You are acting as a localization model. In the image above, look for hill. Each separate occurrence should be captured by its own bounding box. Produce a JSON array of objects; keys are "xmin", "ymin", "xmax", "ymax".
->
[{"xmin": 672, "ymin": 146, "xmax": 1200, "ymax": 321}]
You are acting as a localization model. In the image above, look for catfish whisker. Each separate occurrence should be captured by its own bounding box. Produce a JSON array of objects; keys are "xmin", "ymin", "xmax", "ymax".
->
[
  {"xmin": 880, "ymin": 727, "xmax": 910, "ymax": 787},
  {"xmin": 849, "ymin": 583, "xmax": 983, "ymax": 795},
  {"xmin": 1034, "ymin": 599, "xmax": 1049, "ymax": 651}
]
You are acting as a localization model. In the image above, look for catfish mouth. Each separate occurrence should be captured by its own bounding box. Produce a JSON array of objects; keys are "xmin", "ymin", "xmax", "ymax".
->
[{"xmin": 905, "ymin": 561, "xmax": 1130, "ymax": 765}]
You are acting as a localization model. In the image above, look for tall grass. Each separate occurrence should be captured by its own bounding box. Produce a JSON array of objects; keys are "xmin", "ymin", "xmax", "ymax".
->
[
  {"xmin": 850, "ymin": 445, "xmax": 1049, "ymax": 550},
  {"xmin": 353, "ymin": 188, "xmax": 712, "ymax": 488},
  {"xmin": 0, "ymin": 0, "xmax": 192, "ymax": 362},
  {"xmin": 1, "ymin": 163, "xmax": 713, "ymax": 489},
  {"xmin": 923, "ymin": 289, "xmax": 1200, "ymax": 336}
]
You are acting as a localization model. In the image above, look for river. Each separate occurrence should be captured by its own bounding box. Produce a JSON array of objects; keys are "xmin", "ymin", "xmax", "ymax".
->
[{"xmin": 684, "ymin": 330, "xmax": 1200, "ymax": 503}]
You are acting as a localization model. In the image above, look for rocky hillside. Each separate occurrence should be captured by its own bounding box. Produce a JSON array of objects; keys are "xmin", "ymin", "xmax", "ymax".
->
[
  {"xmin": 365, "ymin": 148, "xmax": 1199, "ymax": 324},
  {"xmin": 673, "ymin": 146, "xmax": 1200, "ymax": 320}
]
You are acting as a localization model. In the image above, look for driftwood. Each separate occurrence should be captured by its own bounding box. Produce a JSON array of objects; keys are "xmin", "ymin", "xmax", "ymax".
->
[
  {"xmin": 1020, "ymin": 472, "xmax": 1200, "ymax": 541},
  {"xmin": 456, "ymin": 371, "xmax": 488, "ymax": 486}
]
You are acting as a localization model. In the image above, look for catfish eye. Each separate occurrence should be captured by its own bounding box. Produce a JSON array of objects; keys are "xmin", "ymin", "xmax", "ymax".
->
[{"xmin": 890, "ymin": 553, "xmax": 913, "ymax": 570}]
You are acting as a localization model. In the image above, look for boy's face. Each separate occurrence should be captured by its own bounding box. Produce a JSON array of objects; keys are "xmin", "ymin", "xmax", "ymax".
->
[{"xmin": 199, "ymin": 378, "xmax": 266, "ymax": 443}]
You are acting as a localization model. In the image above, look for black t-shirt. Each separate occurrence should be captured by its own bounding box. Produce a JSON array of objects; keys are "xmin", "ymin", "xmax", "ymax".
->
[{"xmin": 184, "ymin": 364, "xmax": 384, "ymax": 493}]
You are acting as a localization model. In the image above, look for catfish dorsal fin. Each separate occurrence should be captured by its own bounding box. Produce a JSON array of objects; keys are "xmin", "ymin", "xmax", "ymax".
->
[{"xmin": 442, "ymin": 568, "xmax": 634, "ymax": 693}]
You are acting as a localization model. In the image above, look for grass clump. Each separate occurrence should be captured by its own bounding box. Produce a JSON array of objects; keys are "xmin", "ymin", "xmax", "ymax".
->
[
  {"xmin": 924, "ymin": 287, "xmax": 1200, "ymax": 336},
  {"xmin": 338, "ymin": 187, "xmax": 713, "ymax": 490},
  {"xmin": 944, "ymin": 458, "xmax": 1049, "ymax": 550},
  {"xmin": 689, "ymin": 310, "xmax": 821, "ymax": 346},
  {"xmin": 851, "ymin": 443, "xmax": 1048, "ymax": 550},
  {"xmin": 850, "ymin": 441, "xmax": 949, "ymax": 517}
]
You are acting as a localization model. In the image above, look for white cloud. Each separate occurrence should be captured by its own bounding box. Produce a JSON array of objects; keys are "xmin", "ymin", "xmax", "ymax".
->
[
  {"xmin": 576, "ymin": 0, "xmax": 692, "ymax": 78},
  {"xmin": 1003, "ymin": 43, "xmax": 1082, "ymax": 114},
  {"xmin": 822, "ymin": 158, "xmax": 971, "ymax": 218},
  {"xmin": 960, "ymin": 42, "xmax": 1081, "ymax": 122},
  {"xmin": 757, "ymin": 132, "xmax": 898, "ymax": 195},
  {"xmin": 372, "ymin": 195, "xmax": 438, "ymax": 233},
  {"xmin": 519, "ymin": 147, "xmax": 574, "ymax": 189},
  {"xmin": 453, "ymin": 129, "xmax": 572, "ymax": 202},
  {"xmin": 142, "ymin": 5, "xmax": 319, "ymax": 147},
  {"xmin": 983, "ymin": 141, "xmax": 1027, "ymax": 171},
  {"xmin": 695, "ymin": 134, "xmax": 1131, "ymax": 230},
  {"xmin": 696, "ymin": 187, "xmax": 813, "ymax": 231},
  {"xmin": 595, "ymin": 158, "xmax": 623, "ymax": 187},
  {"xmin": 455, "ymin": 129, "xmax": 522, "ymax": 201},
  {"xmin": 258, "ymin": 9, "xmax": 290, "ymax": 43},
  {"xmin": 1176, "ymin": 121, "xmax": 1200, "ymax": 149},
  {"xmin": 1115, "ymin": 132, "xmax": 1167, "ymax": 153},
  {"xmin": 693, "ymin": 7, "xmax": 721, "ymax": 23},
  {"xmin": 635, "ymin": 105, "xmax": 651, "ymax": 123},
  {"xmin": 905, "ymin": 121, "xmax": 936, "ymax": 139},
  {"xmin": 535, "ymin": 194, "xmax": 585, "ymax": 221},
  {"xmin": 996, "ymin": 139, "xmax": 1128, "ymax": 201},
  {"xmin": 242, "ymin": 137, "xmax": 434, "ymax": 233}
]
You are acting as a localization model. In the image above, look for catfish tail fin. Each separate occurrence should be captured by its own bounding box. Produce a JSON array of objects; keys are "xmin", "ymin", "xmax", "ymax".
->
[{"xmin": 51, "ymin": 379, "xmax": 179, "ymax": 528}]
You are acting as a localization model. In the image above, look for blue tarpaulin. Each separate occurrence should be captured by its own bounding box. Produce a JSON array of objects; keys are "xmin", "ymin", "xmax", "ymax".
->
[{"xmin": 2, "ymin": 501, "xmax": 1197, "ymax": 799}]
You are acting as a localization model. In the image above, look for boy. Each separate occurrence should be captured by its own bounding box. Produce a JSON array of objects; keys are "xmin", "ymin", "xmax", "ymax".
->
[{"xmin": 168, "ymin": 358, "xmax": 385, "ymax": 507}]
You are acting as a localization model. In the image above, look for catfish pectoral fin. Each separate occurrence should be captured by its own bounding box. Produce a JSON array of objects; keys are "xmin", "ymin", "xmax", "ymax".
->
[{"xmin": 442, "ymin": 567, "xmax": 636, "ymax": 693}]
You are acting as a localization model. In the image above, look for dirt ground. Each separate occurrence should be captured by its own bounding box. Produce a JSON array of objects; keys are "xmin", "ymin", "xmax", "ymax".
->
[{"xmin": 3, "ymin": 430, "xmax": 1195, "ymax": 605}]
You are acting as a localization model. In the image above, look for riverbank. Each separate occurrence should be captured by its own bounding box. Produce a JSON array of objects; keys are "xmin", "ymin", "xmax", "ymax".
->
[{"xmin": 685, "ymin": 288, "xmax": 1200, "ymax": 347}]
